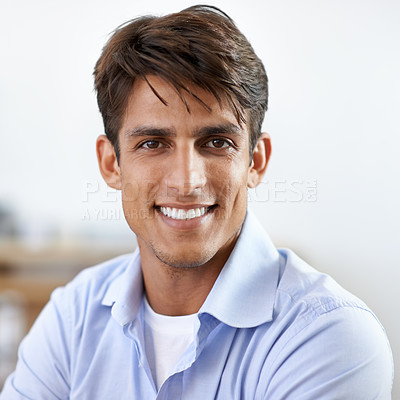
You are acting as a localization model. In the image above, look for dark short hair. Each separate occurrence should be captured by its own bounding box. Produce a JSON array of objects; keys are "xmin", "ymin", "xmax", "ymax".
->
[{"xmin": 94, "ymin": 5, "xmax": 268, "ymax": 160}]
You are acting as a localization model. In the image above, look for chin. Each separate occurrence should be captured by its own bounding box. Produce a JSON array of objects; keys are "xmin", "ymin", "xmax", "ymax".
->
[{"xmin": 153, "ymin": 248, "xmax": 215, "ymax": 270}]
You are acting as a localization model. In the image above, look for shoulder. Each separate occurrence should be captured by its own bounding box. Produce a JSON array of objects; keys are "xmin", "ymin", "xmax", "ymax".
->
[
  {"xmin": 259, "ymin": 249, "xmax": 393, "ymax": 398},
  {"xmin": 272, "ymin": 248, "xmax": 390, "ymax": 349},
  {"xmin": 48, "ymin": 252, "xmax": 136, "ymax": 324},
  {"xmin": 275, "ymin": 248, "xmax": 373, "ymax": 321},
  {"xmin": 0, "ymin": 253, "xmax": 138, "ymax": 399}
]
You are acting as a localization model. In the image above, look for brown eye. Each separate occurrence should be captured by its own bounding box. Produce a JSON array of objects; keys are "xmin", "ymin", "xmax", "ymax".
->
[
  {"xmin": 142, "ymin": 140, "xmax": 162, "ymax": 149},
  {"xmin": 205, "ymin": 139, "xmax": 230, "ymax": 148}
]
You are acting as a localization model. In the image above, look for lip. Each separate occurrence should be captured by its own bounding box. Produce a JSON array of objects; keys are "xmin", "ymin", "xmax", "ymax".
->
[{"xmin": 154, "ymin": 203, "xmax": 215, "ymax": 210}]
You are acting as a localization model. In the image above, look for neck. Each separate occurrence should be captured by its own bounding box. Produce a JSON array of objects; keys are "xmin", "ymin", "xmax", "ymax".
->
[{"xmin": 139, "ymin": 239, "xmax": 237, "ymax": 316}]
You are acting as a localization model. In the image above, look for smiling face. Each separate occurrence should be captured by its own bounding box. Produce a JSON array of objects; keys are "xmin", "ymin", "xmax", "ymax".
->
[{"xmin": 97, "ymin": 76, "xmax": 270, "ymax": 270}]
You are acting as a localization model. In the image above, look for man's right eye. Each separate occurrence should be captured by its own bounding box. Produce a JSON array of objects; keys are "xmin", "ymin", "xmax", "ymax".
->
[{"xmin": 140, "ymin": 140, "xmax": 163, "ymax": 149}]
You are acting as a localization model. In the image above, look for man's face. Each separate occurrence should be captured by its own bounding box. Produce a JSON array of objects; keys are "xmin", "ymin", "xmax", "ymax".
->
[{"xmin": 104, "ymin": 76, "xmax": 260, "ymax": 269}]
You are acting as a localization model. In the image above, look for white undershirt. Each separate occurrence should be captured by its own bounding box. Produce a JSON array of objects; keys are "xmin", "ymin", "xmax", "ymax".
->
[{"xmin": 143, "ymin": 297, "xmax": 197, "ymax": 391}]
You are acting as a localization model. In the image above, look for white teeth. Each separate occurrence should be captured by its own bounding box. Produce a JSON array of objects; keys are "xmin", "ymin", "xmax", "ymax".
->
[
  {"xmin": 177, "ymin": 209, "xmax": 185, "ymax": 219},
  {"xmin": 187, "ymin": 209, "xmax": 196, "ymax": 219},
  {"xmin": 159, "ymin": 206, "xmax": 209, "ymax": 220}
]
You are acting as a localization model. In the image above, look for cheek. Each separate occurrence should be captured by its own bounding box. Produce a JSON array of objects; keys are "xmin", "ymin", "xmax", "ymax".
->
[
  {"xmin": 210, "ymin": 164, "xmax": 249, "ymax": 204},
  {"xmin": 120, "ymin": 168, "xmax": 161, "ymax": 205},
  {"xmin": 121, "ymin": 180, "xmax": 141, "ymax": 204}
]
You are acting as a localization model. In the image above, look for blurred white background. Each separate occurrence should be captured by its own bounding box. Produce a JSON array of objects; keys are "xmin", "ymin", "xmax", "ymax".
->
[{"xmin": 0, "ymin": 0, "xmax": 399, "ymax": 395}]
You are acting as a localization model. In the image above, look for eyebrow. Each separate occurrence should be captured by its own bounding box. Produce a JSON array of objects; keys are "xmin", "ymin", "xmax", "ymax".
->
[
  {"xmin": 193, "ymin": 123, "xmax": 242, "ymax": 137},
  {"xmin": 124, "ymin": 123, "xmax": 242, "ymax": 138},
  {"xmin": 124, "ymin": 126, "xmax": 175, "ymax": 138}
]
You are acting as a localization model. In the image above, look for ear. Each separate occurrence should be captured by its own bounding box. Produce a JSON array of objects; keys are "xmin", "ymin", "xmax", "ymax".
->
[
  {"xmin": 96, "ymin": 135, "xmax": 122, "ymax": 190},
  {"xmin": 247, "ymin": 133, "xmax": 271, "ymax": 188}
]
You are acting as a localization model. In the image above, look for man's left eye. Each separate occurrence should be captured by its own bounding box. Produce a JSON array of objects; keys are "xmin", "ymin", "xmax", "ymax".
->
[{"xmin": 204, "ymin": 139, "xmax": 230, "ymax": 149}]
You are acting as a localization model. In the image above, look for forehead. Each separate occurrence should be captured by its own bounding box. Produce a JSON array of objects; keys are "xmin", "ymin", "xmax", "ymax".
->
[{"xmin": 121, "ymin": 75, "xmax": 246, "ymax": 133}]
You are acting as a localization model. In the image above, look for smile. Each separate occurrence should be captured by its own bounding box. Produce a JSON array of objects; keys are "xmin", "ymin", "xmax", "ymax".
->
[{"xmin": 159, "ymin": 206, "xmax": 211, "ymax": 220}]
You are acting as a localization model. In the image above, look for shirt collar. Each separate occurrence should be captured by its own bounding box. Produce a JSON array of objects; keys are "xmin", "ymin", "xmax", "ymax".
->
[
  {"xmin": 101, "ymin": 248, "xmax": 144, "ymax": 326},
  {"xmin": 102, "ymin": 209, "xmax": 280, "ymax": 328},
  {"xmin": 199, "ymin": 210, "xmax": 280, "ymax": 328}
]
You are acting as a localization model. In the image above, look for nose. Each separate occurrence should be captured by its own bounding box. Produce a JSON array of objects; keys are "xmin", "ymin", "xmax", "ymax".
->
[{"xmin": 165, "ymin": 145, "xmax": 206, "ymax": 199}]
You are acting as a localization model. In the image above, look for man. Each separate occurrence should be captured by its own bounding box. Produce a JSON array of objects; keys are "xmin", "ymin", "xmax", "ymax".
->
[{"xmin": 1, "ymin": 5, "xmax": 393, "ymax": 399}]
